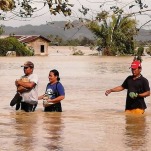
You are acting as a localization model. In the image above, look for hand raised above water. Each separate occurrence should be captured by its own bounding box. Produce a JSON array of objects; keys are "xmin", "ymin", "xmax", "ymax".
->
[
  {"xmin": 105, "ymin": 89, "xmax": 112, "ymax": 96},
  {"xmin": 129, "ymin": 92, "xmax": 138, "ymax": 99}
]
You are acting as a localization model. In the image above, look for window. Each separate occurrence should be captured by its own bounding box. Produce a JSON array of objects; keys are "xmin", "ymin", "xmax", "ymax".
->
[{"xmin": 40, "ymin": 45, "xmax": 45, "ymax": 53}]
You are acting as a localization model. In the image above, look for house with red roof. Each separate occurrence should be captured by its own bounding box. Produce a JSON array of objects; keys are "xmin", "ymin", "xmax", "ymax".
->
[{"xmin": 12, "ymin": 35, "xmax": 51, "ymax": 56}]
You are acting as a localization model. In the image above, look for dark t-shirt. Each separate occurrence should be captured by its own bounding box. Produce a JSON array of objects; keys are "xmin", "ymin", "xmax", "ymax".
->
[
  {"xmin": 45, "ymin": 82, "xmax": 65, "ymax": 99},
  {"xmin": 122, "ymin": 75, "xmax": 150, "ymax": 110},
  {"xmin": 44, "ymin": 82, "xmax": 65, "ymax": 112}
]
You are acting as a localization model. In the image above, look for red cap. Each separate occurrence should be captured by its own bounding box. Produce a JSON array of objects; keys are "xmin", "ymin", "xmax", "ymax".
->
[{"xmin": 130, "ymin": 61, "xmax": 141, "ymax": 69}]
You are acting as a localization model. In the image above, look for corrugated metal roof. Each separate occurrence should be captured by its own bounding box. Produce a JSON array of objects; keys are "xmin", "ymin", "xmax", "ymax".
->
[{"xmin": 12, "ymin": 35, "xmax": 51, "ymax": 43}]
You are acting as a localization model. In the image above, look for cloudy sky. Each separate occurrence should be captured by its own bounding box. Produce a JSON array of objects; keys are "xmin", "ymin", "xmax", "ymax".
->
[{"xmin": 0, "ymin": 0, "xmax": 151, "ymax": 29}]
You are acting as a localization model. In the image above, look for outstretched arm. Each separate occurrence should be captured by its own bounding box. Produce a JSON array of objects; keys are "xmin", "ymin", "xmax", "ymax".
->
[
  {"xmin": 105, "ymin": 86, "xmax": 124, "ymax": 96},
  {"xmin": 38, "ymin": 94, "xmax": 45, "ymax": 100}
]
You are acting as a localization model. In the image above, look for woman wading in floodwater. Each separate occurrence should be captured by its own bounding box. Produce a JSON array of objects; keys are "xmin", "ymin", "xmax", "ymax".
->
[{"xmin": 38, "ymin": 69, "xmax": 65, "ymax": 112}]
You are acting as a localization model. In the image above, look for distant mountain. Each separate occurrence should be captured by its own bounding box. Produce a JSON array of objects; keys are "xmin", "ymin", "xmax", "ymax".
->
[
  {"xmin": 2, "ymin": 21, "xmax": 151, "ymax": 42},
  {"xmin": 134, "ymin": 29, "xmax": 151, "ymax": 41},
  {"xmin": 2, "ymin": 21, "xmax": 94, "ymax": 40}
]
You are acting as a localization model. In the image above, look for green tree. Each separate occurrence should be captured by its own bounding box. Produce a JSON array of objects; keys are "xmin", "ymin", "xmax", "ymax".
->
[
  {"xmin": 54, "ymin": 35, "xmax": 63, "ymax": 45},
  {"xmin": 137, "ymin": 46, "xmax": 144, "ymax": 56},
  {"xmin": 64, "ymin": 39, "xmax": 80, "ymax": 46},
  {"xmin": 0, "ymin": 25, "xmax": 4, "ymax": 35},
  {"xmin": 87, "ymin": 11, "xmax": 137, "ymax": 55},
  {"xmin": 0, "ymin": 0, "xmax": 73, "ymax": 17},
  {"xmin": 48, "ymin": 34, "xmax": 63, "ymax": 46},
  {"xmin": 80, "ymin": 37, "xmax": 94, "ymax": 46},
  {"xmin": 0, "ymin": 37, "xmax": 33, "ymax": 56}
]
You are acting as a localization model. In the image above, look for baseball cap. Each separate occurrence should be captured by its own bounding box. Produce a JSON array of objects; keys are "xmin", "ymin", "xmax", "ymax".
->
[
  {"xmin": 130, "ymin": 60, "xmax": 141, "ymax": 69},
  {"xmin": 21, "ymin": 61, "xmax": 34, "ymax": 68}
]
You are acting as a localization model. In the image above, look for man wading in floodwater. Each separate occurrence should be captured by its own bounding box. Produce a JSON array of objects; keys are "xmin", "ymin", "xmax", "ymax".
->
[
  {"xmin": 10, "ymin": 61, "xmax": 38, "ymax": 112},
  {"xmin": 105, "ymin": 58, "xmax": 150, "ymax": 114}
]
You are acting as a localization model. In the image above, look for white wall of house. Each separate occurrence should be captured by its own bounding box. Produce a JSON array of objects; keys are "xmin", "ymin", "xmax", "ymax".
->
[{"xmin": 27, "ymin": 38, "xmax": 49, "ymax": 56}]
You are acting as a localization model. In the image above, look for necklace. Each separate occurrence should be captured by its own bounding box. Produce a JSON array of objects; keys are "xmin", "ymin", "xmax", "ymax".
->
[{"xmin": 133, "ymin": 74, "xmax": 141, "ymax": 80}]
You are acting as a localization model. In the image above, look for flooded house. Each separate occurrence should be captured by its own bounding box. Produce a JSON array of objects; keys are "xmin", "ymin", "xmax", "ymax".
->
[{"xmin": 12, "ymin": 35, "xmax": 51, "ymax": 56}]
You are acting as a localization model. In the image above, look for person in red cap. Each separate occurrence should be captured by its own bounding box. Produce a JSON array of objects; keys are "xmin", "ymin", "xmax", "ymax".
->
[{"xmin": 105, "ymin": 60, "xmax": 150, "ymax": 114}]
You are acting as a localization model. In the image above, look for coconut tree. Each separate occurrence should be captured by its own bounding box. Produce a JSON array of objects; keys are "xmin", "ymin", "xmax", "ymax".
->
[
  {"xmin": 87, "ymin": 11, "xmax": 137, "ymax": 55},
  {"xmin": 111, "ymin": 14, "xmax": 137, "ymax": 55}
]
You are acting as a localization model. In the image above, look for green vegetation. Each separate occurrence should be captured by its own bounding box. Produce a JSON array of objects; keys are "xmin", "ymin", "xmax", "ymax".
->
[
  {"xmin": 86, "ymin": 12, "xmax": 137, "ymax": 56},
  {"xmin": 137, "ymin": 46, "xmax": 144, "ymax": 56},
  {"xmin": 0, "ymin": 0, "xmax": 73, "ymax": 17},
  {"xmin": 0, "ymin": 25, "xmax": 4, "ymax": 35},
  {"xmin": 48, "ymin": 34, "xmax": 94, "ymax": 47},
  {"xmin": 0, "ymin": 37, "xmax": 34, "ymax": 56},
  {"xmin": 65, "ymin": 37, "xmax": 95, "ymax": 47}
]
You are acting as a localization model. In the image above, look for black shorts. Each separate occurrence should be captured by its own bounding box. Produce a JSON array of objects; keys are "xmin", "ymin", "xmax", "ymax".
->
[
  {"xmin": 44, "ymin": 102, "xmax": 62, "ymax": 112},
  {"xmin": 21, "ymin": 102, "xmax": 37, "ymax": 112}
]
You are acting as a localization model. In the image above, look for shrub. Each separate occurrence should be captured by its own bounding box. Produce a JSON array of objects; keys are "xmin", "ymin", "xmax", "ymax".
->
[
  {"xmin": 0, "ymin": 37, "xmax": 33, "ymax": 56},
  {"xmin": 137, "ymin": 46, "xmax": 144, "ymax": 56}
]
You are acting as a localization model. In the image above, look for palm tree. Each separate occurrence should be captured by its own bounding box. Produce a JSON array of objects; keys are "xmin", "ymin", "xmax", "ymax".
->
[{"xmin": 87, "ymin": 11, "xmax": 137, "ymax": 55}]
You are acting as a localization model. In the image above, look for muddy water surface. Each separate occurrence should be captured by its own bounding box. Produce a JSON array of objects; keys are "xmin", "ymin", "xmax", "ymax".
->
[{"xmin": 0, "ymin": 54, "xmax": 151, "ymax": 151}]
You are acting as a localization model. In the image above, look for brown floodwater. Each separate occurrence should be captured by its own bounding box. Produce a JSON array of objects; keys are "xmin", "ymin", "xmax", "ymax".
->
[{"xmin": 0, "ymin": 54, "xmax": 151, "ymax": 151}]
